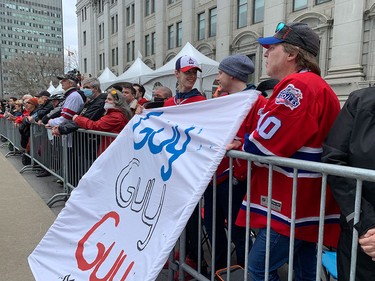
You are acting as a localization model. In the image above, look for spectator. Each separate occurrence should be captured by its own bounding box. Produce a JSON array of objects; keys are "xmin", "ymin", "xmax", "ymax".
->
[
  {"xmin": 33, "ymin": 90, "xmax": 53, "ymax": 123},
  {"xmin": 48, "ymin": 70, "xmax": 85, "ymax": 128},
  {"xmin": 322, "ymin": 87, "xmax": 375, "ymax": 281},
  {"xmin": 153, "ymin": 86, "xmax": 173, "ymax": 100},
  {"xmin": 0, "ymin": 99, "xmax": 6, "ymax": 115},
  {"xmin": 165, "ymin": 55, "xmax": 207, "ymax": 278},
  {"xmin": 143, "ymin": 86, "xmax": 172, "ymax": 109},
  {"xmin": 73, "ymin": 88, "xmax": 132, "ymax": 154},
  {"xmin": 133, "ymin": 83, "xmax": 149, "ymax": 106},
  {"xmin": 121, "ymin": 82, "xmax": 137, "ymax": 116},
  {"xmin": 53, "ymin": 77, "xmax": 106, "ymax": 135},
  {"xmin": 18, "ymin": 97, "xmax": 39, "ymax": 164},
  {"xmin": 7, "ymin": 96, "xmax": 18, "ymax": 114},
  {"xmin": 204, "ymin": 54, "xmax": 267, "ymax": 270},
  {"xmin": 6, "ymin": 100, "xmax": 23, "ymax": 122},
  {"xmin": 13, "ymin": 94, "xmax": 33, "ymax": 125},
  {"xmin": 41, "ymin": 93, "xmax": 65, "ymax": 125},
  {"xmin": 234, "ymin": 22, "xmax": 341, "ymax": 280}
]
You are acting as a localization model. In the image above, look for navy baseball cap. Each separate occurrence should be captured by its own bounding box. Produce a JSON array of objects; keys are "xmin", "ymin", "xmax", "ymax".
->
[{"xmin": 258, "ymin": 22, "xmax": 320, "ymax": 57}]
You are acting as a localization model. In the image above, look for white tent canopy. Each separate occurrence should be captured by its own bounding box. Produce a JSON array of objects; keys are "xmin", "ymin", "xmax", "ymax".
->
[
  {"xmin": 114, "ymin": 57, "xmax": 154, "ymax": 85},
  {"xmin": 98, "ymin": 67, "xmax": 118, "ymax": 90},
  {"xmin": 46, "ymin": 81, "xmax": 55, "ymax": 94},
  {"xmin": 103, "ymin": 57, "xmax": 155, "ymax": 98},
  {"xmin": 52, "ymin": 83, "xmax": 64, "ymax": 95},
  {"xmin": 142, "ymin": 42, "xmax": 219, "ymax": 98}
]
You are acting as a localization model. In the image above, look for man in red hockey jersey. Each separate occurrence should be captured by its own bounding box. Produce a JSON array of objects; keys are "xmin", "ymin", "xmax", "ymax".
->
[{"xmin": 235, "ymin": 22, "xmax": 341, "ymax": 280}]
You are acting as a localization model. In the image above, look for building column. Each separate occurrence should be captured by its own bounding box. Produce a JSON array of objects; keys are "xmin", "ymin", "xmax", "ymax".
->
[
  {"xmin": 154, "ymin": 1, "xmax": 166, "ymax": 67},
  {"xmin": 215, "ymin": 1, "xmax": 231, "ymax": 61},
  {"xmin": 325, "ymin": 0, "xmax": 365, "ymax": 82},
  {"xmin": 104, "ymin": 0, "xmax": 110, "ymax": 69},
  {"xmin": 117, "ymin": 1, "xmax": 125, "ymax": 74},
  {"xmin": 259, "ymin": 0, "xmax": 285, "ymax": 79}
]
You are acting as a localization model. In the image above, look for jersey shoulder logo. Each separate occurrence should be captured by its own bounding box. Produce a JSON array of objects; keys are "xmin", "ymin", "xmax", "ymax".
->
[{"xmin": 275, "ymin": 84, "xmax": 302, "ymax": 110}]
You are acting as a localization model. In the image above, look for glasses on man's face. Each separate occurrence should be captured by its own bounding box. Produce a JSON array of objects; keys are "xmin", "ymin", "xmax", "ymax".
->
[{"xmin": 83, "ymin": 85, "xmax": 92, "ymax": 89}]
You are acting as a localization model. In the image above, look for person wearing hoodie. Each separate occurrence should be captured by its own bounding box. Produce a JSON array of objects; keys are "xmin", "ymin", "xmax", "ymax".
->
[
  {"xmin": 204, "ymin": 54, "xmax": 267, "ymax": 270},
  {"xmin": 163, "ymin": 55, "xmax": 206, "ymax": 107}
]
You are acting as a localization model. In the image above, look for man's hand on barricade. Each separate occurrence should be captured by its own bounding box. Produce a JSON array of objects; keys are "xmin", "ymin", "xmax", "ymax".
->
[
  {"xmin": 226, "ymin": 139, "xmax": 242, "ymax": 151},
  {"xmin": 72, "ymin": 114, "xmax": 78, "ymax": 121},
  {"xmin": 37, "ymin": 120, "xmax": 43, "ymax": 126},
  {"xmin": 51, "ymin": 126, "xmax": 61, "ymax": 136},
  {"xmin": 359, "ymin": 228, "xmax": 375, "ymax": 260}
]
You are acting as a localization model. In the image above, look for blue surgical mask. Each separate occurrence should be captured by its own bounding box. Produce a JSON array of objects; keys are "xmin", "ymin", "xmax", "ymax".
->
[{"xmin": 82, "ymin": 88, "xmax": 94, "ymax": 99}]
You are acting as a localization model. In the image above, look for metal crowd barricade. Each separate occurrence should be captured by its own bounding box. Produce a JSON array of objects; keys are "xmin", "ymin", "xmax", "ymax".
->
[
  {"xmin": 20, "ymin": 124, "xmax": 117, "ymax": 207},
  {"xmin": 0, "ymin": 117, "xmax": 23, "ymax": 157},
  {"xmin": 174, "ymin": 150, "xmax": 375, "ymax": 281},
  {"xmin": 2, "ymin": 120, "xmax": 374, "ymax": 281}
]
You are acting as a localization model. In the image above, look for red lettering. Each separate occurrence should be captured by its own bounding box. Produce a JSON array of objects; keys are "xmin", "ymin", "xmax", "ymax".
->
[{"xmin": 75, "ymin": 211, "xmax": 135, "ymax": 280}]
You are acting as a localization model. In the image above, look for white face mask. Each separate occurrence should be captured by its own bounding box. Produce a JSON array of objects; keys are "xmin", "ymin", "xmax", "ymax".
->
[{"xmin": 104, "ymin": 103, "xmax": 115, "ymax": 110}]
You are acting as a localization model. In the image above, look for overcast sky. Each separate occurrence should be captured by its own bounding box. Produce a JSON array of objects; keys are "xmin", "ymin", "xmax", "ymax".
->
[{"xmin": 63, "ymin": 0, "xmax": 78, "ymax": 53}]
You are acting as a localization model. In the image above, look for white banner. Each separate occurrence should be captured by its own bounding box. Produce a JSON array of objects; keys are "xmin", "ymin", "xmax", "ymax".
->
[{"xmin": 28, "ymin": 91, "xmax": 259, "ymax": 281}]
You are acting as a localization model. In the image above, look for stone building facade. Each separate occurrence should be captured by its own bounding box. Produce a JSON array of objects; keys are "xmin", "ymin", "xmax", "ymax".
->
[{"xmin": 76, "ymin": 0, "xmax": 375, "ymax": 100}]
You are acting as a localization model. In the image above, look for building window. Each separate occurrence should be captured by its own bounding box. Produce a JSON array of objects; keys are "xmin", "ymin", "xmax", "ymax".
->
[
  {"xmin": 84, "ymin": 58, "xmax": 87, "ymax": 73},
  {"xmin": 176, "ymin": 21, "xmax": 182, "ymax": 47},
  {"xmin": 151, "ymin": 32, "xmax": 156, "ymax": 55},
  {"xmin": 198, "ymin": 12, "xmax": 205, "ymax": 40},
  {"xmin": 81, "ymin": 7, "xmax": 87, "ymax": 22},
  {"xmin": 145, "ymin": 34, "xmax": 150, "ymax": 56},
  {"xmin": 98, "ymin": 0, "xmax": 104, "ymax": 13},
  {"xmin": 98, "ymin": 23, "xmax": 104, "ymax": 40},
  {"xmin": 99, "ymin": 53, "xmax": 103, "ymax": 70},
  {"xmin": 126, "ymin": 7, "xmax": 130, "ymax": 26},
  {"xmin": 111, "ymin": 16, "xmax": 115, "ymax": 34},
  {"xmin": 253, "ymin": 0, "xmax": 264, "ymax": 23},
  {"xmin": 83, "ymin": 31, "xmax": 86, "ymax": 46},
  {"xmin": 111, "ymin": 49, "xmax": 115, "ymax": 66},
  {"xmin": 127, "ymin": 42, "xmax": 131, "ymax": 62},
  {"xmin": 145, "ymin": 0, "xmax": 155, "ymax": 16},
  {"xmin": 132, "ymin": 40, "xmax": 135, "ymax": 60},
  {"xmin": 111, "ymin": 47, "xmax": 118, "ymax": 66},
  {"xmin": 126, "ymin": 42, "xmax": 135, "ymax": 62},
  {"xmin": 168, "ymin": 0, "xmax": 175, "ymax": 4},
  {"xmin": 126, "ymin": 4, "xmax": 135, "ymax": 26},
  {"xmin": 293, "ymin": 0, "xmax": 308, "ymax": 11},
  {"xmin": 131, "ymin": 4, "xmax": 135, "ymax": 24},
  {"xmin": 168, "ymin": 25, "xmax": 174, "ymax": 49},
  {"xmin": 238, "ymin": 0, "xmax": 247, "ymax": 28},
  {"xmin": 316, "ymin": 0, "xmax": 331, "ymax": 4},
  {"xmin": 209, "ymin": 7, "xmax": 217, "ymax": 37}
]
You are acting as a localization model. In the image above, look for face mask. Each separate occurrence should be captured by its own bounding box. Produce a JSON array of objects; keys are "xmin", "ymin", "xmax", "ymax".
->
[
  {"xmin": 104, "ymin": 103, "xmax": 115, "ymax": 110},
  {"xmin": 82, "ymin": 88, "xmax": 94, "ymax": 99}
]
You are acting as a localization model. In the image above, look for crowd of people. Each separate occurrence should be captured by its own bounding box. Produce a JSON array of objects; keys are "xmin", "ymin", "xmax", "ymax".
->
[{"xmin": 1, "ymin": 21, "xmax": 374, "ymax": 281}]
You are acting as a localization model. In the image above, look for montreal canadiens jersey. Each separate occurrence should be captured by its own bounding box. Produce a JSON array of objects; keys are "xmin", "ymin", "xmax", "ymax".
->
[{"xmin": 236, "ymin": 71, "xmax": 341, "ymax": 247}]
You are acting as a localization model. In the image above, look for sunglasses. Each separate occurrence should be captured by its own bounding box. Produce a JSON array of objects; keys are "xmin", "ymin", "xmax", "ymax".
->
[{"xmin": 275, "ymin": 22, "xmax": 307, "ymax": 47}]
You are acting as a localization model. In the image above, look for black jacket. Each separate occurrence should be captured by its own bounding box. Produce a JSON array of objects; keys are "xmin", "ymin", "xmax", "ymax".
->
[
  {"xmin": 322, "ymin": 87, "xmax": 375, "ymax": 236},
  {"xmin": 35, "ymin": 100, "xmax": 54, "ymax": 122},
  {"xmin": 58, "ymin": 93, "xmax": 106, "ymax": 135}
]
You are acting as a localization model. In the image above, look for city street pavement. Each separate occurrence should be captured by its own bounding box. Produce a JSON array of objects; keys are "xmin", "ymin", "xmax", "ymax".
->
[{"xmin": 0, "ymin": 145, "xmax": 60, "ymax": 281}]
